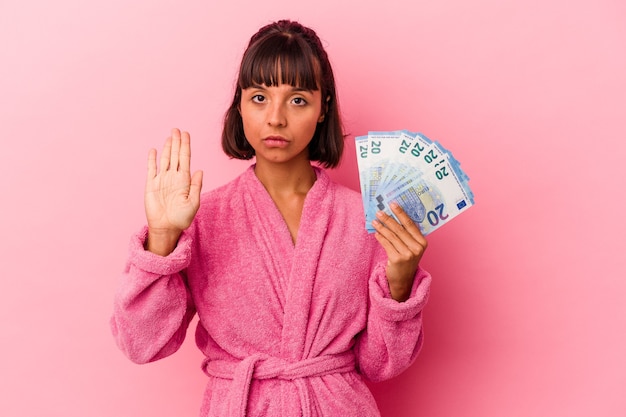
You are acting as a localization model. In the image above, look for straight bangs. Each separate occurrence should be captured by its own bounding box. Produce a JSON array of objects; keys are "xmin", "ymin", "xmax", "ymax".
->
[{"xmin": 238, "ymin": 34, "xmax": 321, "ymax": 91}]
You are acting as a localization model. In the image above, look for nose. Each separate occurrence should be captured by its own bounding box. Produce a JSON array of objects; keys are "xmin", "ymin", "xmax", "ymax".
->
[{"xmin": 267, "ymin": 101, "xmax": 287, "ymax": 127}]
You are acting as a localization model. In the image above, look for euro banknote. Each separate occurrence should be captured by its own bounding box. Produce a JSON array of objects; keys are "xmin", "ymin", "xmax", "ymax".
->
[{"xmin": 355, "ymin": 130, "xmax": 474, "ymax": 235}]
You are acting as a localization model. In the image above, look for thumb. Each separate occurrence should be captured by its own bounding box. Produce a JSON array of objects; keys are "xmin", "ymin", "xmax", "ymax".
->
[{"xmin": 189, "ymin": 170, "xmax": 203, "ymax": 207}]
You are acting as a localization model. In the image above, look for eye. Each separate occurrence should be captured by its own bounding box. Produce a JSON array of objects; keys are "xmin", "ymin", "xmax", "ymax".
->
[
  {"xmin": 292, "ymin": 97, "xmax": 307, "ymax": 106},
  {"xmin": 251, "ymin": 94, "xmax": 266, "ymax": 103}
]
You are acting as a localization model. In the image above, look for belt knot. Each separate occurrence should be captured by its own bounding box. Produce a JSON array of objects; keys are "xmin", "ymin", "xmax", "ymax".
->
[{"xmin": 202, "ymin": 351, "xmax": 355, "ymax": 417}]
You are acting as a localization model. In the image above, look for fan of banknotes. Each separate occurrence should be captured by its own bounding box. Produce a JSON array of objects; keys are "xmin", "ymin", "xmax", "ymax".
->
[{"xmin": 355, "ymin": 130, "xmax": 474, "ymax": 235}]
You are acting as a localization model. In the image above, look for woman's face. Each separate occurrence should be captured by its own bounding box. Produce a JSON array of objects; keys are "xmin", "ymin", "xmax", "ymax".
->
[{"xmin": 239, "ymin": 83, "xmax": 324, "ymax": 166}]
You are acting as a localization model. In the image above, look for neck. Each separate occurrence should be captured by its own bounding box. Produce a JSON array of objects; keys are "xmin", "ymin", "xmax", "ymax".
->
[{"xmin": 254, "ymin": 159, "xmax": 317, "ymax": 197}]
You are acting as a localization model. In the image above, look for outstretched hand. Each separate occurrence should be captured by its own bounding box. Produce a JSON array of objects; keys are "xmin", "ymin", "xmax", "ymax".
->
[
  {"xmin": 144, "ymin": 128, "xmax": 203, "ymax": 255},
  {"xmin": 372, "ymin": 202, "xmax": 428, "ymax": 302}
]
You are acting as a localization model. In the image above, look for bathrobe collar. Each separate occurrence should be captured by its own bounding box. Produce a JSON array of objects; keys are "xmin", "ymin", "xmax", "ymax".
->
[{"xmin": 242, "ymin": 164, "xmax": 333, "ymax": 361}]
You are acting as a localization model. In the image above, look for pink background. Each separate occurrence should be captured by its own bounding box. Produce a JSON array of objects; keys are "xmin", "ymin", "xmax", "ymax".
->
[{"xmin": 1, "ymin": 0, "xmax": 625, "ymax": 416}]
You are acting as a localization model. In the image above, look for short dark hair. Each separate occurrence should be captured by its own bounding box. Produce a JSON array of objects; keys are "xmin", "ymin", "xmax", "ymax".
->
[{"xmin": 221, "ymin": 20, "xmax": 344, "ymax": 168}]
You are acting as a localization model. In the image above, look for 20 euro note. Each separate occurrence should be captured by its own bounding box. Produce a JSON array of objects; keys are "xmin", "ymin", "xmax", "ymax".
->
[
  {"xmin": 377, "ymin": 131, "xmax": 431, "ymax": 192},
  {"xmin": 366, "ymin": 156, "xmax": 474, "ymax": 235},
  {"xmin": 365, "ymin": 131, "xmax": 402, "ymax": 204},
  {"xmin": 355, "ymin": 135, "xmax": 371, "ymax": 209},
  {"xmin": 356, "ymin": 132, "xmax": 402, "ymax": 213}
]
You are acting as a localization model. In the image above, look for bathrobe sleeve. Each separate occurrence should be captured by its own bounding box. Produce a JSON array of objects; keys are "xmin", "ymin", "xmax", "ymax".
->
[
  {"xmin": 354, "ymin": 258, "xmax": 432, "ymax": 382},
  {"xmin": 110, "ymin": 225, "xmax": 197, "ymax": 364}
]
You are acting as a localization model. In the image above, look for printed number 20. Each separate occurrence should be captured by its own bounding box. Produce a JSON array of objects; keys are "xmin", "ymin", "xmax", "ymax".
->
[{"xmin": 426, "ymin": 204, "xmax": 448, "ymax": 226}]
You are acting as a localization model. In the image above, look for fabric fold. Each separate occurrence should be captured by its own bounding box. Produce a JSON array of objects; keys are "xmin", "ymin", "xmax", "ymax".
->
[
  {"xmin": 369, "ymin": 263, "xmax": 431, "ymax": 322},
  {"xmin": 126, "ymin": 225, "xmax": 195, "ymax": 276}
]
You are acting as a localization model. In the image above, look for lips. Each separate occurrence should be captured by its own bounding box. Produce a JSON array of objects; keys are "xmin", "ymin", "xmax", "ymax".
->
[{"xmin": 262, "ymin": 136, "xmax": 290, "ymax": 148}]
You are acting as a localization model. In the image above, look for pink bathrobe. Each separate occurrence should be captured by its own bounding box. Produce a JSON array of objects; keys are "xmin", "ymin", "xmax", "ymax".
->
[{"xmin": 111, "ymin": 165, "xmax": 431, "ymax": 417}]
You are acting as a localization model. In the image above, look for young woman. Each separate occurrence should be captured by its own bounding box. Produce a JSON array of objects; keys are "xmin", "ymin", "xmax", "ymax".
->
[{"xmin": 111, "ymin": 19, "xmax": 431, "ymax": 417}]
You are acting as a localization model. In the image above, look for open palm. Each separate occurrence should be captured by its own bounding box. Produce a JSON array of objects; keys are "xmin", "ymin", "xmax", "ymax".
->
[{"xmin": 145, "ymin": 129, "xmax": 203, "ymax": 234}]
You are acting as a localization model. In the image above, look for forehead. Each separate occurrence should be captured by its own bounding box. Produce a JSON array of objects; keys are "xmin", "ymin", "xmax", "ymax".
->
[{"xmin": 239, "ymin": 34, "xmax": 321, "ymax": 90}]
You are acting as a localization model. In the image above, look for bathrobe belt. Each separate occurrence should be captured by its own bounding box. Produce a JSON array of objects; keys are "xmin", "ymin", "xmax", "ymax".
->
[{"xmin": 203, "ymin": 351, "xmax": 356, "ymax": 417}]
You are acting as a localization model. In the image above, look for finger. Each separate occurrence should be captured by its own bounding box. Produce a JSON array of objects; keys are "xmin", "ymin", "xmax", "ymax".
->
[
  {"xmin": 170, "ymin": 128, "xmax": 182, "ymax": 171},
  {"xmin": 389, "ymin": 202, "xmax": 428, "ymax": 248},
  {"xmin": 179, "ymin": 131, "xmax": 191, "ymax": 173},
  {"xmin": 374, "ymin": 211, "xmax": 427, "ymax": 257},
  {"xmin": 147, "ymin": 148, "xmax": 157, "ymax": 180},
  {"xmin": 160, "ymin": 136, "xmax": 172, "ymax": 173},
  {"xmin": 373, "ymin": 218, "xmax": 426, "ymax": 269},
  {"xmin": 372, "ymin": 216, "xmax": 405, "ymax": 255},
  {"xmin": 374, "ymin": 210, "xmax": 410, "ymax": 243},
  {"xmin": 373, "ymin": 223, "xmax": 398, "ymax": 255}
]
